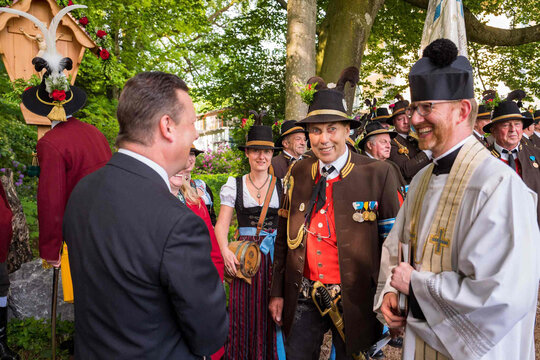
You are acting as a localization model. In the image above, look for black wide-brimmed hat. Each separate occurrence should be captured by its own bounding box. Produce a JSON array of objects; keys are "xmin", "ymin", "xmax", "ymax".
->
[
  {"xmin": 476, "ymin": 104, "xmax": 491, "ymax": 120},
  {"xmin": 190, "ymin": 144, "xmax": 204, "ymax": 156},
  {"xmin": 358, "ymin": 121, "xmax": 397, "ymax": 150},
  {"xmin": 477, "ymin": 90, "xmax": 497, "ymax": 120},
  {"xmin": 534, "ymin": 110, "xmax": 540, "ymax": 124},
  {"xmin": 277, "ymin": 120, "xmax": 307, "ymax": 147},
  {"xmin": 238, "ymin": 111, "xmax": 280, "ymax": 151},
  {"xmin": 409, "ymin": 39, "xmax": 474, "ymax": 102},
  {"xmin": 346, "ymin": 137, "xmax": 358, "ymax": 153},
  {"xmin": 483, "ymin": 90, "xmax": 532, "ymax": 133},
  {"xmin": 299, "ymin": 67, "xmax": 361, "ymax": 129},
  {"xmin": 388, "ymin": 94, "xmax": 409, "ymax": 125},
  {"xmin": 22, "ymin": 57, "xmax": 87, "ymax": 121},
  {"xmin": 372, "ymin": 108, "xmax": 391, "ymax": 123}
]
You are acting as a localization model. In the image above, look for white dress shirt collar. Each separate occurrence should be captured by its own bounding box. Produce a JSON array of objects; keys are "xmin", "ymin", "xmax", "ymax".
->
[
  {"xmin": 318, "ymin": 148, "xmax": 349, "ymax": 180},
  {"xmin": 118, "ymin": 149, "xmax": 171, "ymax": 191},
  {"xmin": 494, "ymin": 142, "xmax": 519, "ymax": 161}
]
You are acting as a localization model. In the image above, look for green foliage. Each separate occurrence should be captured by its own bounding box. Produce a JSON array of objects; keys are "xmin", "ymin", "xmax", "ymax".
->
[
  {"xmin": 8, "ymin": 317, "xmax": 74, "ymax": 359},
  {"xmin": 20, "ymin": 196, "xmax": 39, "ymax": 258},
  {"xmin": 193, "ymin": 143, "xmax": 243, "ymax": 175}
]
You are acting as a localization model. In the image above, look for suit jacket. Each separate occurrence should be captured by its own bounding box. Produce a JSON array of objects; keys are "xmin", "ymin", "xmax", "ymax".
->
[
  {"xmin": 0, "ymin": 183, "xmax": 12, "ymax": 263},
  {"xmin": 63, "ymin": 153, "xmax": 228, "ymax": 359},
  {"xmin": 487, "ymin": 143, "xmax": 540, "ymax": 226},
  {"xmin": 473, "ymin": 131, "xmax": 489, "ymax": 148},
  {"xmin": 389, "ymin": 134, "xmax": 431, "ymax": 183},
  {"xmin": 37, "ymin": 118, "xmax": 112, "ymax": 261},
  {"xmin": 271, "ymin": 152, "xmax": 292, "ymax": 179},
  {"xmin": 530, "ymin": 133, "xmax": 540, "ymax": 148},
  {"xmin": 270, "ymin": 152, "xmax": 400, "ymax": 354}
]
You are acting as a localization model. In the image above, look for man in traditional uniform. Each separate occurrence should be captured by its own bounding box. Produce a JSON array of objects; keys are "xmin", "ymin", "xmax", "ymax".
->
[
  {"xmin": 521, "ymin": 111, "xmax": 537, "ymax": 148},
  {"xmin": 359, "ymin": 121, "xmax": 407, "ymax": 204},
  {"xmin": 272, "ymin": 120, "xmax": 308, "ymax": 178},
  {"xmin": 388, "ymin": 95, "xmax": 431, "ymax": 183},
  {"xmin": 0, "ymin": 183, "xmax": 18, "ymax": 359},
  {"xmin": 269, "ymin": 67, "xmax": 400, "ymax": 359},
  {"xmin": 483, "ymin": 98, "xmax": 540, "ymax": 225},
  {"xmin": 21, "ymin": 56, "xmax": 112, "ymax": 267},
  {"xmin": 472, "ymin": 103, "xmax": 491, "ymax": 147},
  {"xmin": 375, "ymin": 39, "xmax": 539, "ymax": 360},
  {"xmin": 533, "ymin": 110, "xmax": 540, "ymax": 145},
  {"xmin": 372, "ymin": 107, "xmax": 392, "ymax": 129}
]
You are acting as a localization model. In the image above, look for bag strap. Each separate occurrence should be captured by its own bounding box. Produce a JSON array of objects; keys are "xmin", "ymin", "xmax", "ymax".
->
[{"xmin": 256, "ymin": 175, "xmax": 277, "ymax": 236}]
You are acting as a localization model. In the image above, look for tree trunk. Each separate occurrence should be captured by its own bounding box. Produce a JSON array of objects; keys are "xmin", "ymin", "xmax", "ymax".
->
[
  {"xmin": 318, "ymin": 0, "xmax": 386, "ymax": 114},
  {"xmin": 285, "ymin": 0, "xmax": 317, "ymax": 120},
  {"xmin": 0, "ymin": 170, "xmax": 32, "ymax": 273}
]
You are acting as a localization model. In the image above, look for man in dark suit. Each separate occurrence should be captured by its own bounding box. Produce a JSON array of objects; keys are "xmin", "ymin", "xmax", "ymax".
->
[
  {"xmin": 272, "ymin": 120, "xmax": 308, "ymax": 178},
  {"xmin": 532, "ymin": 110, "xmax": 540, "ymax": 147},
  {"xmin": 63, "ymin": 72, "xmax": 228, "ymax": 359},
  {"xmin": 269, "ymin": 68, "xmax": 400, "ymax": 359},
  {"xmin": 388, "ymin": 97, "xmax": 431, "ymax": 183},
  {"xmin": 484, "ymin": 98, "xmax": 540, "ymax": 225},
  {"xmin": 472, "ymin": 104, "xmax": 492, "ymax": 147}
]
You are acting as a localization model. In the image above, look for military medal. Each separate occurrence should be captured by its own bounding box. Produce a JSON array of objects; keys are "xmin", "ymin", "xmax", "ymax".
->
[
  {"xmin": 353, "ymin": 212, "xmax": 364, "ymax": 222},
  {"xmin": 363, "ymin": 211, "xmax": 370, "ymax": 221},
  {"xmin": 368, "ymin": 212, "xmax": 376, "ymax": 221},
  {"xmin": 368, "ymin": 201, "xmax": 378, "ymax": 221},
  {"xmin": 534, "ymin": 163, "xmax": 539, "ymax": 168},
  {"xmin": 531, "ymin": 156, "xmax": 539, "ymax": 168},
  {"xmin": 299, "ymin": 203, "xmax": 305, "ymax": 211}
]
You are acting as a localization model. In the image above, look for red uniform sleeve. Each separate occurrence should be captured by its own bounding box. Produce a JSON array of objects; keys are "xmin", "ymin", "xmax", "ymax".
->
[
  {"xmin": 0, "ymin": 184, "xmax": 13, "ymax": 262},
  {"xmin": 37, "ymin": 139, "xmax": 67, "ymax": 262}
]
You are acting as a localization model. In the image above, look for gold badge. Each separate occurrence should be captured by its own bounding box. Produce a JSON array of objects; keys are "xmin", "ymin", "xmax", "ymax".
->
[
  {"xmin": 299, "ymin": 203, "xmax": 305, "ymax": 211},
  {"xmin": 368, "ymin": 211, "xmax": 377, "ymax": 222},
  {"xmin": 353, "ymin": 212, "xmax": 364, "ymax": 223},
  {"xmin": 363, "ymin": 211, "xmax": 370, "ymax": 221}
]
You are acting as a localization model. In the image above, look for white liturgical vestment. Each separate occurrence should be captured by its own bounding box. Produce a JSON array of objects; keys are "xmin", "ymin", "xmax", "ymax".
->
[{"xmin": 374, "ymin": 141, "xmax": 540, "ymax": 360}]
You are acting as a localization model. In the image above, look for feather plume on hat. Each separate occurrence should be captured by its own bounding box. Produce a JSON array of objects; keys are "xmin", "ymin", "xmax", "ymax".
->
[{"xmin": 506, "ymin": 90, "xmax": 526, "ymax": 108}]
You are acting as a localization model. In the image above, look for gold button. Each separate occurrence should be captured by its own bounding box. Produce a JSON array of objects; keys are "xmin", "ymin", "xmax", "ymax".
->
[
  {"xmin": 318, "ymin": 222, "xmax": 323, "ymax": 228},
  {"xmin": 320, "ymin": 209, "xmax": 326, "ymax": 214},
  {"xmin": 319, "ymin": 274, "xmax": 324, "ymax": 279}
]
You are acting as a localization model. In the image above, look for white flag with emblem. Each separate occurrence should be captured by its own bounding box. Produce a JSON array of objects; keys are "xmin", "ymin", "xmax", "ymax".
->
[{"xmin": 419, "ymin": 0, "xmax": 468, "ymax": 57}]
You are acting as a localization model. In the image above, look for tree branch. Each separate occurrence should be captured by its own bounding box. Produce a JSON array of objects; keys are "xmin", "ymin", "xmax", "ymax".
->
[
  {"xmin": 208, "ymin": 0, "xmax": 239, "ymax": 24},
  {"xmin": 275, "ymin": 0, "xmax": 287, "ymax": 10},
  {"xmin": 402, "ymin": 0, "xmax": 540, "ymax": 46}
]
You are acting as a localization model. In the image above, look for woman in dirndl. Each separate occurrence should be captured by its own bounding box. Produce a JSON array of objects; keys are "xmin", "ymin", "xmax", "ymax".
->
[{"xmin": 215, "ymin": 113, "xmax": 285, "ymax": 359}]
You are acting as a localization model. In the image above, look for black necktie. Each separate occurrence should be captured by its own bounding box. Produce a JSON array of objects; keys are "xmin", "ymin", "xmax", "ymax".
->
[
  {"xmin": 305, "ymin": 166, "xmax": 335, "ymax": 224},
  {"xmin": 502, "ymin": 149, "xmax": 517, "ymax": 171}
]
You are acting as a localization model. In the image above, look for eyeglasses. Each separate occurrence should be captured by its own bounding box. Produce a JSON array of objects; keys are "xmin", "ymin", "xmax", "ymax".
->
[{"xmin": 406, "ymin": 100, "xmax": 460, "ymax": 118}]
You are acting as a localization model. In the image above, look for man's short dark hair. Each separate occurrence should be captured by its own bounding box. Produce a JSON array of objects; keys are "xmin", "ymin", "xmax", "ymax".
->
[{"xmin": 116, "ymin": 72, "xmax": 189, "ymax": 147}]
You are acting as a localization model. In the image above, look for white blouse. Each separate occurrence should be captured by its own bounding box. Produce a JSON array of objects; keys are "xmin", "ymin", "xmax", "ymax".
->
[{"xmin": 220, "ymin": 175, "xmax": 280, "ymax": 209}]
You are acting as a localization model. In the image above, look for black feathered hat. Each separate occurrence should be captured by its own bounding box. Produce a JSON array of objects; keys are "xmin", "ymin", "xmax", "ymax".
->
[
  {"xmin": 299, "ymin": 67, "xmax": 361, "ymax": 129},
  {"xmin": 372, "ymin": 107, "xmax": 391, "ymax": 122},
  {"xmin": 277, "ymin": 120, "xmax": 308, "ymax": 147},
  {"xmin": 238, "ymin": 110, "xmax": 280, "ymax": 151},
  {"xmin": 534, "ymin": 110, "xmax": 540, "ymax": 124},
  {"xmin": 388, "ymin": 94, "xmax": 410, "ymax": 125},
  {"xmin": 190, "ymin": 144, "xmax": 204, "ymax": 156},
  {"xmin": 358, "ymin": 121, "xmax": 397, "ymax": 150},
  {"xmin": 482, "ymin": 90, "xmax": 532, "ymax": 133},
  {"xmin": 22, "ymin": 57, "xmax": 87, "ymax": 122},
  {"xmin": 409, "ymin": 39, "xmax": 474, "ymax": 102}
]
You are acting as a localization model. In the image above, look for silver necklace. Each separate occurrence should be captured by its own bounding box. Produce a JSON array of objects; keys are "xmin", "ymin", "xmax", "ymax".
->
[{"xmin": 248, "ymin": 173, "xmax": 270, "ymax": 199}]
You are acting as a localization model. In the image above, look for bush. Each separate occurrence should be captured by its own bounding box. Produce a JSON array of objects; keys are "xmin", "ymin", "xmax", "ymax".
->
[
  {"xmin": 193, "ymin": 144, "xmax": 243, "ymax": 175},
  {"xmin": 8, "ymin": 317, "xmax": 74, "ymax": 359}
]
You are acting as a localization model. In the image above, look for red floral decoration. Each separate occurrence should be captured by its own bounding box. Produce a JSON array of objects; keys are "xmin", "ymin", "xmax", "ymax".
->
[
  {"xmin": 241, "ymin": 118, "xmax": 248, "ymax": 128},
  {"xmin": 24, "ymin": 86, "xmax": 32, "ymax": 92},
  {"xmin": 99, "ymin": 48, "xmax": 110, "ymax": 60},
  {"xmin": 68, "ymin": 0, "xmax": 74, "ymax": 5},
  {"xmin": 96, "ymin": 30, "xmax": 107, "ymax": 38},
  {"xmin": 79, "ymin": 16, "xmax": 88, "ymax": 26},
  {"xmin": 51, "ymin": 90, "xmax": 67, "ymax": 101}
]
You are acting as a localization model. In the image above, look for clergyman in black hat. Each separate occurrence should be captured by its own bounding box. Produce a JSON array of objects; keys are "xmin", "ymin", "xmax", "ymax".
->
[
  {"xmin": 375, "ymin": 38, "xmax": 540, "ymax": 360},
  {"xmin": 271, "ymin": 120, "xmax": 308, "ymax": 178},
  {"xmin": 388, "ymin": 94, "xmax": 432, "ymax": 183},
  {"xmin": 484, "ymin": 91, "xmax": 540, "ymax": 224},
  {"xmin": 269, "ymin": 67, "xmax": 400, "ymax": 359}
]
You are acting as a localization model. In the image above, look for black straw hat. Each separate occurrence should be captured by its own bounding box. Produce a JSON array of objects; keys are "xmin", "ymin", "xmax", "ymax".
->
[
  {"xmin": 358, "ymin": 121, "xmax": 397, "ymax": 150},
  {"xmin": 388, "ymin": 94, "xmax": 409, "ymax": 125},
  {"xmin": 483, "ymin": 90, "xmax": 532, "ymax": 133},
  {"xmin": 409, "ymin": 39, "xmax": 474, "ymax": 102},
  {"xmin": 238, "ymin": 111, "xmax": 280, "ymax": 151},
  {"xmin": 22, "ymin": 57, "xmax": 87, "ymax": 121},
  {"xmin": 277, "ymin": 120, "xmax": 307, "ymax": 147},
  {"xmin": 299, "ymin": 67, "xmax": 361, "ymax": 129}
]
